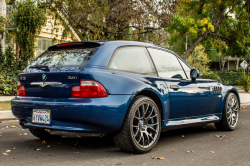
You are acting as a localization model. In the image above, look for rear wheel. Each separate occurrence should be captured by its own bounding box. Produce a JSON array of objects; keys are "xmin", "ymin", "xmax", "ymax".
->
[
  {"xmin": 215, "ymin": 93, "xmax": 239, "ymax": 131},
  {"xmin": 113, "ymin": 96, "xmax": 161, "ymax": 153},
  {"xmin": 29, "ymin": 128, "xmax": 61, "ymax": 140}
]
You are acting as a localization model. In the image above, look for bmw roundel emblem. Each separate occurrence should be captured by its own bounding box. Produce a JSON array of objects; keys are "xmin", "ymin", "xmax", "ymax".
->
[{"xmin": 42, "ymin": 74, "xmax": 47, "ymax": 81}]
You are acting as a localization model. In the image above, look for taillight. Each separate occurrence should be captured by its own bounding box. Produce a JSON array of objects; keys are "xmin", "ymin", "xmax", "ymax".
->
[
  {"xmin": 17, "ymin": 81, "xmax": 26, "ymax": 96},
  {"xmin": 71, "ymin": 80, "xmax": 108, "ymax": 98}
]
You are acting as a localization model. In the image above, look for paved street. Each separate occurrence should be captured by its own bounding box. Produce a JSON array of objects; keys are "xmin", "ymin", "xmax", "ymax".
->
[{"xmin": 0, "ymin": 106, "xmax": 250, "ymax": 166}]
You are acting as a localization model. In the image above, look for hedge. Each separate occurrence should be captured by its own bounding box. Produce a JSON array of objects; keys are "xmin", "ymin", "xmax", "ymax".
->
[{"xmin": 202, "ymin": 71, "xmax": 245, "ymax": 85}]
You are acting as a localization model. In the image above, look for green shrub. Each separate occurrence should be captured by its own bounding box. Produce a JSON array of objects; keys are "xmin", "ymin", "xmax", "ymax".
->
[
  {"xmin": 0, "ymin": 73, "xmax": 18, "ymax": 95},
  {"xmin": 0, "ymin": 44, "xmax": 25, "ymax": 95},
  {"xmin": 215, "ymin": 71, "xmax": 242, "ymax": 85},
  {"xmin": 237, "ymin": 71, "xmax": 250, "ymax": 92},
  {"xmin": 201, "ymin": 71, "xmax": 245, "ymax": 85},
  {"xmin": 201, "ymin": 71, "xmax": 222, "ymax": 82},
  {"xmin": 187, "ymin": 44, "xmax": 211, "ymax": 74}
]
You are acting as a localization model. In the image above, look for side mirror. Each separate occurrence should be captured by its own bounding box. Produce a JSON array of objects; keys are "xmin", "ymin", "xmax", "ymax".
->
[{"xmin": 190, "ymin": 69, "xmax": 200, "ymax": 82}]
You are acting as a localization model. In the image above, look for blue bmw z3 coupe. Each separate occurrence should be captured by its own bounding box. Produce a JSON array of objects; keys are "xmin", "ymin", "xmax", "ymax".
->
[{"xmin": 11, "ymin": 40, "xmax": 240, "ymax": 153}]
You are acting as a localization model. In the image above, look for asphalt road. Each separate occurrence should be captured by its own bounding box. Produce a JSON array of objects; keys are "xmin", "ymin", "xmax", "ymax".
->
[{"xmin": 1, "ymin": 107, "xmax": 250, "ymax": 166}]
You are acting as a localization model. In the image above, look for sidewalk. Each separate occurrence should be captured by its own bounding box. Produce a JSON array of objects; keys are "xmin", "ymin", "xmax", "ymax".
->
[
  {"xmin": 239, "ymin": 93, "xmax": 250, "ymax": 105},
  {"xmin": 0, "ymin": 93, "xmax": 249, "ymax": 121},
  {"xmin": 0, "ymin": 96, "xmax": 15, "ymax": 101}
]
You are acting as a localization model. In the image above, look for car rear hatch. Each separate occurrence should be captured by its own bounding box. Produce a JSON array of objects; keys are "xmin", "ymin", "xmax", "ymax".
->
[{"xmin": 19, "ymin": 42, "xmax": 102, "ymax": 98}]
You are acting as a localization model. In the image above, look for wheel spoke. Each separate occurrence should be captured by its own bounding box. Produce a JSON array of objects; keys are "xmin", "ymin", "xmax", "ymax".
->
[
  {"xmin": 233, "ymin": 117, "xmax": 236, "ymax": 126},
  {"xmin": 137, "ymin": 132, "xmax": 142, "ymax": 143},
  {"xmin": 233, "ymin": 109, "xmax": 239, "ymax": 112},
  {"xmin": 148, "ymin": 114, "xmax": 157, "ymax": 120},
  {"xmin": 148, "ymin": 132, "xmax": 154, "ymax": 140},
  {"xmin": 141, "ymin": 132, "xmax": 145, "ymax": 147},
  {"xmin": 230, "ymin": 98, "xmax": 235, "ymax": 108},
  {"xmin": 148, "ymin": 126, "xmax": 157, "ymax": 134},
  {"xmin": 134, "ymin": 116, "xmax": 141, "ymax": 120},
  {"xmin": 143, "ymin": 103, "xmax": 149, "ymax": 118},
  {"xmin": 232, "ymin": 102, "xmax": 238, "ymax": 110},
  {"xmin": 145, "ymin": 131, "xmax": 150, "ymax": 144},
  {"xmin": 233, "ymin": 98, "xmax": 236, "ymax": 107},
  {"xmin": 145, "ymin": 107, "xmax": 154, "ymax": 120},
  {"xmin": 134, "ymin": 128, "xmax": 139, "ymax": 137},
  {"xmin": 148, "ymin": 123, "xmax": 158, "ymax": 127},
  {"xmin": 138, "ymin": 108, "xmax": 142, "ymax": 119}
]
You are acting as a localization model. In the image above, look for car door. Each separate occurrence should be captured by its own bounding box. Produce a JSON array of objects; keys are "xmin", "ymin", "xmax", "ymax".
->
[{"xmin": 147, "ymin": 48, "xmax": 211, "ymax": 119}]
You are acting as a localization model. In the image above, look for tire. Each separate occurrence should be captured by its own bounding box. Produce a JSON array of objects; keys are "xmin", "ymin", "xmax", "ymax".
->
[
  {"xmin": 113, "ymin": 95, "xmax": 161, "ymax": 153},
  {"xmin": 215, "ymin": 93, "xmax": 239, "ymax": 131},
  {"xmin": 29, "ymin": 127, "xmax": 61, "ymax": 140}
]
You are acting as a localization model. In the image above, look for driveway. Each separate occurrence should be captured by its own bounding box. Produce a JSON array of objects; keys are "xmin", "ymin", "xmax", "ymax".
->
[{"xmin": 0, "ymin": 106, "xmax": 250, "ymax": 166}]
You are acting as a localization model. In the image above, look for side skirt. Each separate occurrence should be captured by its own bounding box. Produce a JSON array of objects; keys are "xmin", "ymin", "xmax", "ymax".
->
[{"xmin": 162, "ymin": 114, "xmax": 222, "ymax": 130}]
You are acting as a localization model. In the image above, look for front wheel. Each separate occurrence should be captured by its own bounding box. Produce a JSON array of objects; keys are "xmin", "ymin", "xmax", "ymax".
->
[
  {"xmin": 215, "ymin": 93, "xmax": 239, "ymax": 131},
  {"xmin": 113, "ymin": 95, "xmax": 161, "ymax": 153}
]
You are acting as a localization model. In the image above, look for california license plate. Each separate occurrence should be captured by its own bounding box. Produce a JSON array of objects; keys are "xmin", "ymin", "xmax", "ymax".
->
[{"xmin": 32, "ymin": 109, "xmax": 51, "ymax": 124}]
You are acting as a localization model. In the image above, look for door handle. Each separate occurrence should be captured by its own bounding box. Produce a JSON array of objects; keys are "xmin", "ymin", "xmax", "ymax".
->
[{"xmin": 170, "ymin": 85, "xmax": 180, "ymax": 89}]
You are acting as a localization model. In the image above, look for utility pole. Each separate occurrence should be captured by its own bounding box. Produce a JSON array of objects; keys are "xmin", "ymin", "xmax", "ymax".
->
[
  {"xmin": 0, "ymin": 0, "xmax": 6, "ymax": 53},
  {"xmin": 185, "ymin": 32, "xmax": 188, "ymax": 51}
]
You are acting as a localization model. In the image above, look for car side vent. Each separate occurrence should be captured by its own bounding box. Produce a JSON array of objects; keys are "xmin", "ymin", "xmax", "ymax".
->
[{"xmin": 211, "ymin": 86, "xmax": 222, "ymax": 94}]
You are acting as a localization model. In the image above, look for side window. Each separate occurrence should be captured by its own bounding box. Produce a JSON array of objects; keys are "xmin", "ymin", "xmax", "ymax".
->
[
  {"xmin": 179, "ymin": 59, "xmax": 191, "ymax": 79},
  {"xmin": 108, "ymin": 47, "xmax": 157, "ymax": 76},
  {"xmin": 147, "ymin": 48, "xmax": 186, "ymax": 79}
]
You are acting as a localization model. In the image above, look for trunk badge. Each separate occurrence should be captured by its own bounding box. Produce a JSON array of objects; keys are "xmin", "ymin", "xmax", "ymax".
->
[
  {"xmin": 30, "ymin": 82, "xmax": 62, "ymax": 87},
  {"xmin": 40, "ymin": 82, "xmax": 49, "ymax": 88}
]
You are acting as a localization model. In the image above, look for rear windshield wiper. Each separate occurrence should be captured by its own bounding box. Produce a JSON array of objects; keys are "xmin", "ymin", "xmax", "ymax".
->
[{"xmin": 29, "ymin": 65, "xmax": 49, "ymax": 69}]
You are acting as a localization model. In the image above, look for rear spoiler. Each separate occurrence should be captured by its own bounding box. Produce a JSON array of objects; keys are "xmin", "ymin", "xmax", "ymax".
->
[{"xmin": 48, "ymin": 41, "xmax": 104, "ymax": 51}]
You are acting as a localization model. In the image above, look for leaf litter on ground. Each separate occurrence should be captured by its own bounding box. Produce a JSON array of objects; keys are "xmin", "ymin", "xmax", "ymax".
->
[
  {"xmin": 33, "ymin": 148, "xmax": 42, "ymax": 151},
  {"xmin": 215, "ymin": 135, "xmax": 226, "ymax": 138},
  {"xmin": 186, "ymin": 150, "xmax": 194, "ymax": 153},
  {"xmin": 152, "ymin": 156, "xmax": 165, "ymax": 159}
]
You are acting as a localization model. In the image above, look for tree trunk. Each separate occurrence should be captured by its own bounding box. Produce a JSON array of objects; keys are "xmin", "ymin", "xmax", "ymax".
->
[
  {"xmin": 182, "ymin": 17, "xmax": 227, "ymax": 61},
  {"xmin": 246, "ymin": 58, "xmax": 249, "ymax": 92},
  {"xmin": 182, "ymin": 30, "xmax": 211, "ymax": 60},
  {"xmin": 156, "ymin": 35, "xmax": 170, "ymax": 45},
  {"xmin": 0, "ymin": 0, "xmax": 6, "ymax": 53}
]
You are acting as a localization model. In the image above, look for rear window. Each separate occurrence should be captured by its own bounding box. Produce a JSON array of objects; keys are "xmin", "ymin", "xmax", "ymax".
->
[{"xmin": 30, "ymin": 47, "xmax": 99, "ymax": 67}]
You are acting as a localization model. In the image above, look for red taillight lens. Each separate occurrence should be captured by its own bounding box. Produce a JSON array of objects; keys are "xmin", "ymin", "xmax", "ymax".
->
[
  {"xmin": 17, "ymin": 81, "xmax": 26, "ymax": 96},
  {"xmin": 71, "ymin": 80, "xmax": 108, "ymax": 98}
]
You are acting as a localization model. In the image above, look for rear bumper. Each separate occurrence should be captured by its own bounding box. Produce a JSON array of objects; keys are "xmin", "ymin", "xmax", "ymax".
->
[{"xmin": 11, "ymin": 95, "xmax": 132, "ymax": 133}]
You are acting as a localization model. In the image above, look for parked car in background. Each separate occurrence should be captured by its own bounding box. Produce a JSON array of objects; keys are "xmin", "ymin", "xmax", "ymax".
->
[{"xmin": 11, "ymin": 41, "xmax": 240, "ymax": 153}]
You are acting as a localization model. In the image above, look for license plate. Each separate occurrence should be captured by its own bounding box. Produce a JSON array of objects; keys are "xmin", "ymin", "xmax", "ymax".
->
[{"xmin": 32, "ymin": 109, "xmax": 51, "ymax": 124}]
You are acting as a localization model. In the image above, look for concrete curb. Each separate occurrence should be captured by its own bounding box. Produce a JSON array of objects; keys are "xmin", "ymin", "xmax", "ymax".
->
[
  {"xmin": 241, "ymin": 102, "xmax": 250, "ymax": 106},
  {"xmin": 0, "ymin": 111, "xmax": 17, "ymax": 121},
  {"xmin": 0, "ymin": 96, "xmax": 15, "ymax": 101}
]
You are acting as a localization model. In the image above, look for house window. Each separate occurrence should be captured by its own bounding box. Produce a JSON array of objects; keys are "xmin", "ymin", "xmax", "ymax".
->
[{"xmin": 37, "ymin": 38, "xmax": 53, "ymax": 56}]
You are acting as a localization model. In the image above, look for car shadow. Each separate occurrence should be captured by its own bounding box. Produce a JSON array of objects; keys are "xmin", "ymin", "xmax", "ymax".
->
[{"xmin": 6, "ymin": 123, "xmax": 227, "ymax": 156}]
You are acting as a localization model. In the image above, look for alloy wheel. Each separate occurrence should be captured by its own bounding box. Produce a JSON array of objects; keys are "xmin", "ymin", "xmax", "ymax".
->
[
  {"xmin": 131, "ymin": 101, "xmax": 160, "ymax": 148},
  {"xmin": 226, "ymin": 95, "xmax": 239, "ymax": 128}
]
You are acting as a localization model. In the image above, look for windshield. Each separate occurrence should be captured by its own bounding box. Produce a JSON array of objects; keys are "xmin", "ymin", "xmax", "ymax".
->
[{"xmin": 29, "ymin": 47, "xmax": 99, "ymax": 67}]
